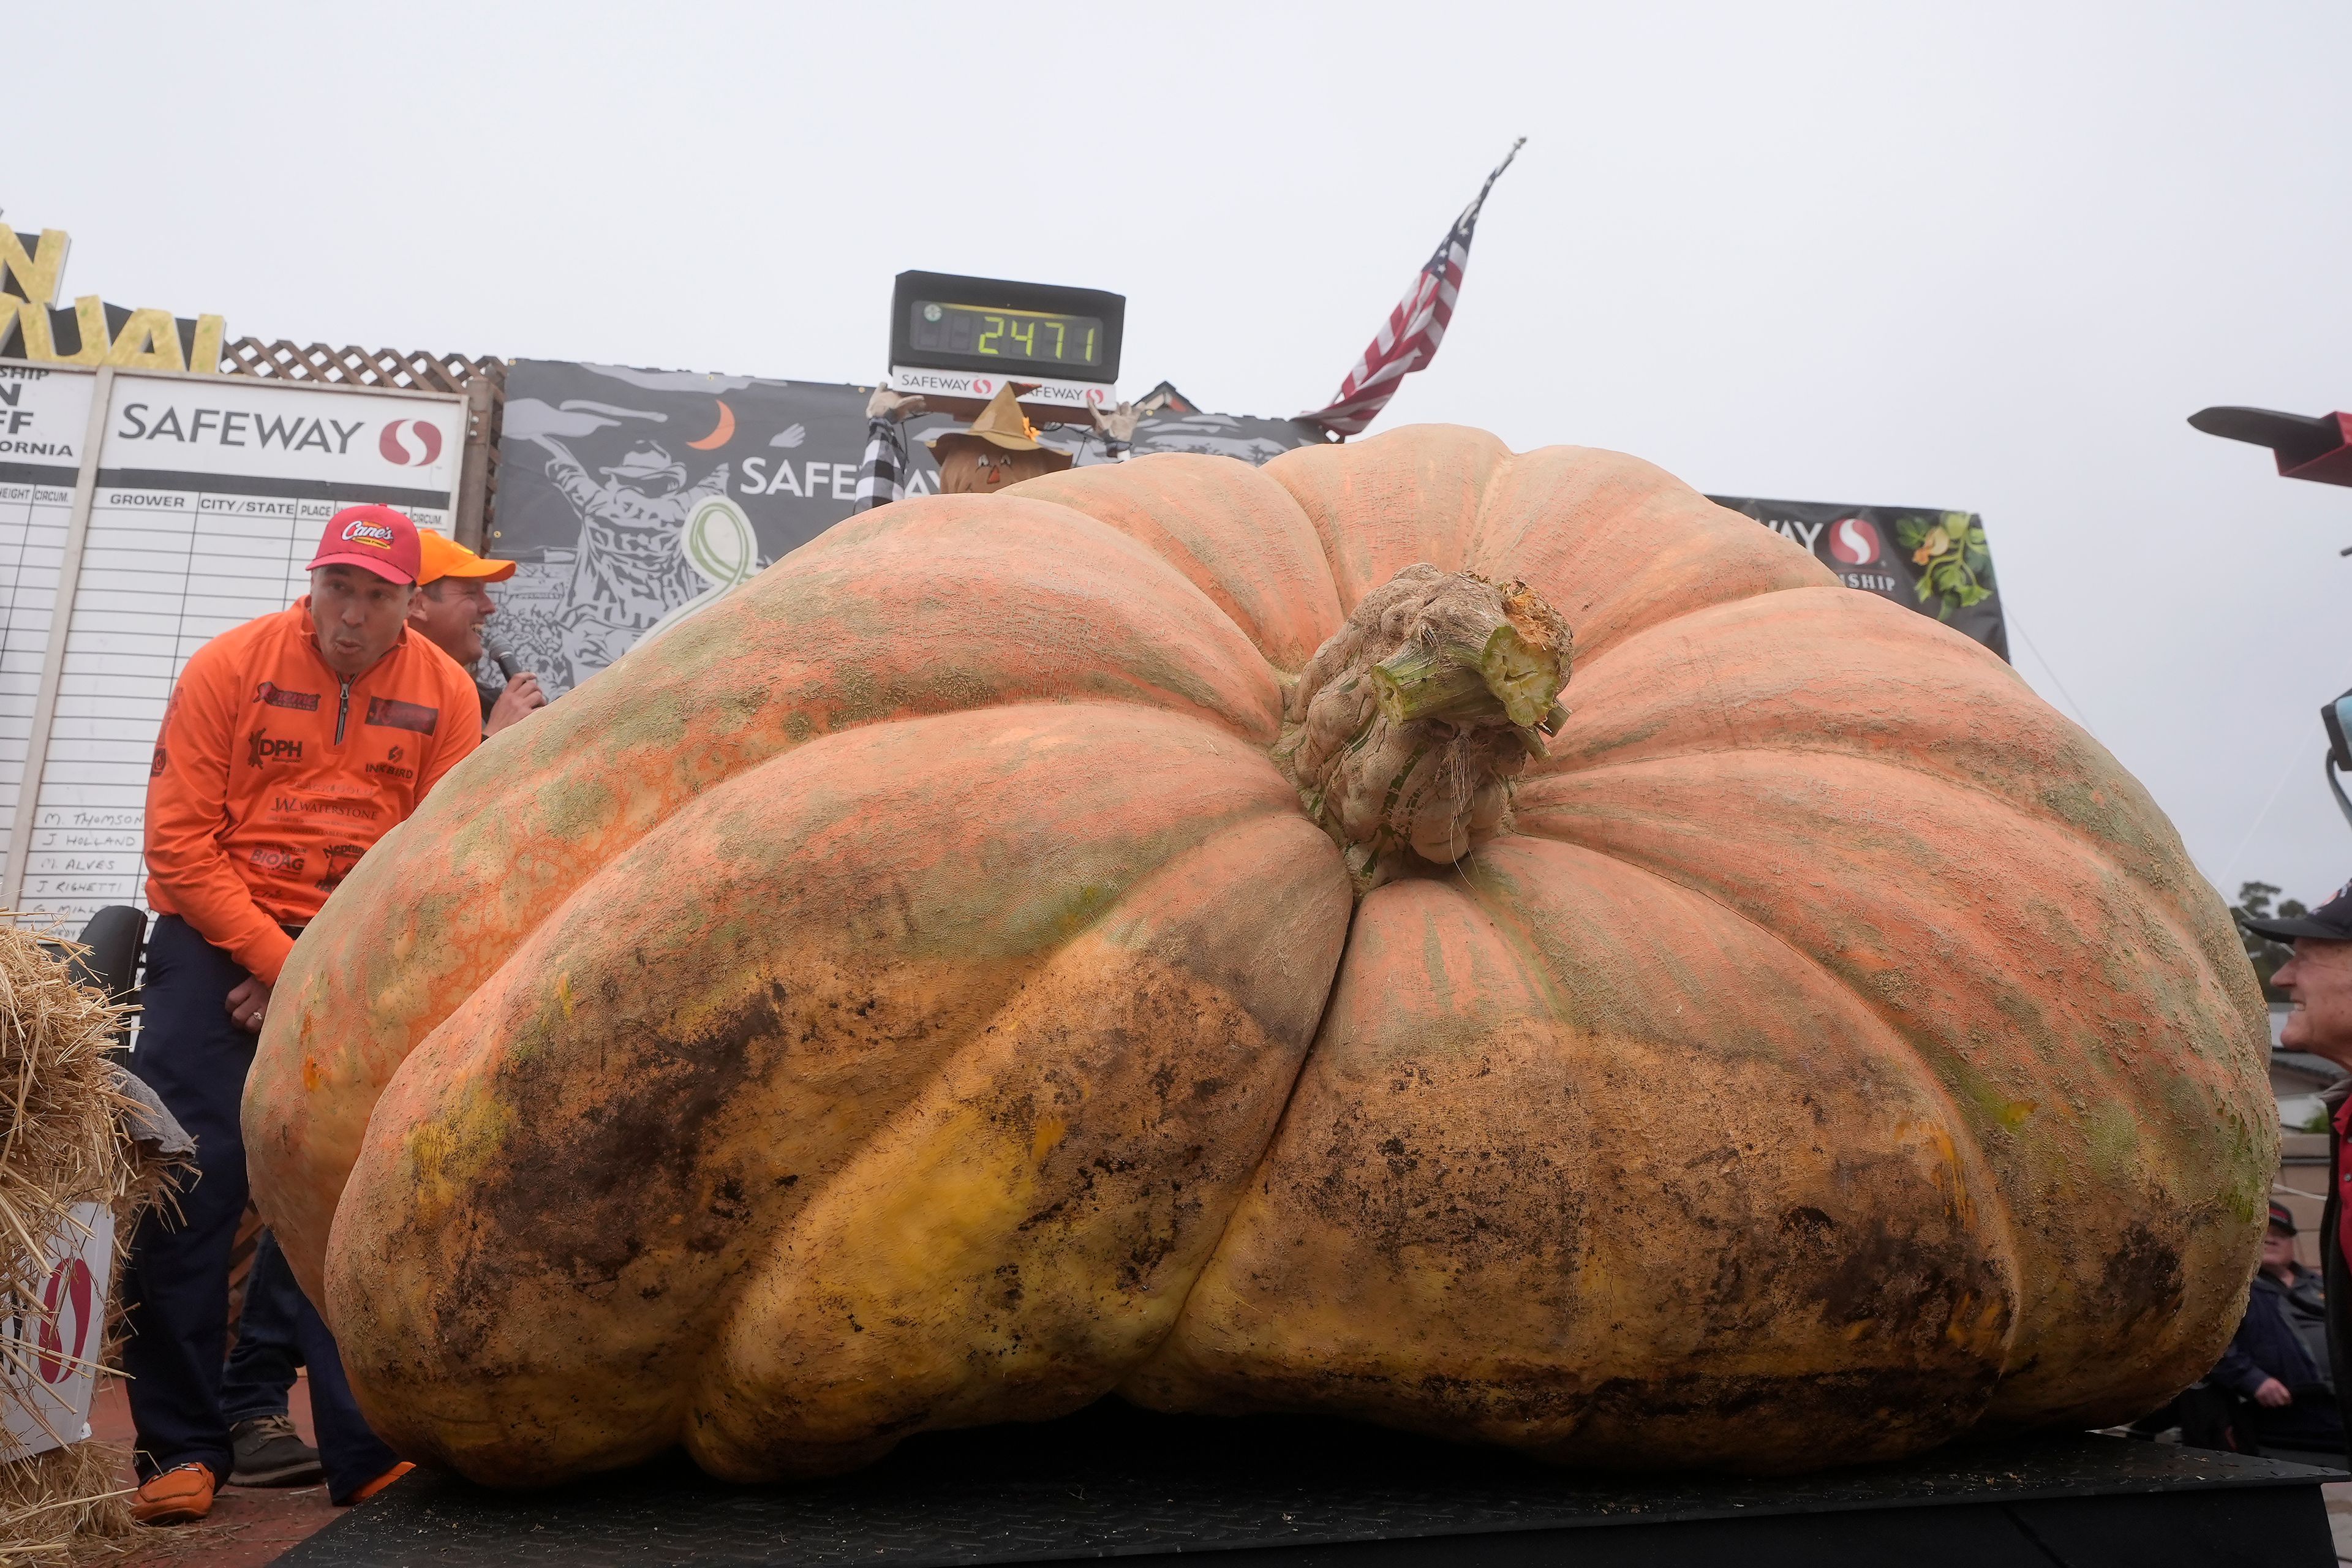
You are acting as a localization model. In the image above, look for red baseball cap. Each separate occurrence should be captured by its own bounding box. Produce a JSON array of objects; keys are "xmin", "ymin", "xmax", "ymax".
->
[{"xmin": 309, "ymin": 504, "xmax": 422, "ymax": 584}]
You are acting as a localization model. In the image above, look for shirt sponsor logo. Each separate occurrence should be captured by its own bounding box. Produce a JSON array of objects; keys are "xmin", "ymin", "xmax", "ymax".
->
[
  {"xmin": 314, "ymin": 842, "xmax": 368, "ymax": 895},
  {"xmin": 246, "ymin": 729, "xmax": 303, "ymax": 767},
  {"xmin": 270, "ymin": 794, "xmax": 381, "ymax": 821},
  {"xmin": 364, "ymin": 696, "xmax": 438, "ymax": 735},
  {"xmin": 149, "ymin": 745, "xmax": 167, "ymax": 777},
  {"xmin": 254, "ymin": 681, "xmax": 321, "ymax": 712},
  {"xmin": 248, "ymin": 843, "xmax": 306, "ymax": 873},
  {"xmin": 365, "ymin": 759, "xmax": 416, "ymax": 782}
]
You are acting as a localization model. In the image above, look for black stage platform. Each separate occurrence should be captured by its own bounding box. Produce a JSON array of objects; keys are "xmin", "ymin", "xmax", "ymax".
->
[{"xmin": 285, "ymin": 1401, "xmax": 2345, "ymax": 1567}]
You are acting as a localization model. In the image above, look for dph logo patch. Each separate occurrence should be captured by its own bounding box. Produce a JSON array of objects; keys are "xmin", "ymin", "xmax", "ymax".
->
[{"xmin": 246, "ymin": 729, "xmax": 303, "ymax": 767}]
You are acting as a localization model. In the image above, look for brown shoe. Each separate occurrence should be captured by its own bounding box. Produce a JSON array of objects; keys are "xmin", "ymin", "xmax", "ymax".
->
[
  {"xmin": 344, "ymin": 1460, "xmax": 413, "ymax": 1503},
  {"xmin": 132, "ymin": 1461, "xmax": 216, "ymax": 1525}
]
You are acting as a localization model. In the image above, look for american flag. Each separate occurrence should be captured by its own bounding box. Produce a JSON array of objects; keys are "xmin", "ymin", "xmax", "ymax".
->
[{"xmin": 1301, "ymin": 139, "xmax": 1525, "ymax": 439}]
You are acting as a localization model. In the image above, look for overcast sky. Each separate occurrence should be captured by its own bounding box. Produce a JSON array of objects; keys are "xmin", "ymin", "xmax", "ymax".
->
[{"xmin": 20, "ymin": 1, "xmax": 2352, "ymax": 903}]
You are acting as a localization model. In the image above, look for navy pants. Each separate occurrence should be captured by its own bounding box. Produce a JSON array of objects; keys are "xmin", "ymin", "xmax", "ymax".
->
[
  {"xmin": 219, "ymin": 1227, "xmax": 303, "ymax": 1425},
  {"xmin": 121, "ymin": 915, "xmax": 397, "ymax": 1500}
]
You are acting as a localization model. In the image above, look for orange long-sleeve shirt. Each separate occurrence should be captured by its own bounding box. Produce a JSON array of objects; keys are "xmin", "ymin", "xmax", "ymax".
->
[{"xmin": 143, "ymin": 600, "xmax": 481, "ymax": 984}]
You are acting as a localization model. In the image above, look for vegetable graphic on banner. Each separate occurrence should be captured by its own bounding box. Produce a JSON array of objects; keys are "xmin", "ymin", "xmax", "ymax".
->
[{"xmin": 1895, "ymin": 511, "xmax": 1996, "ymax": 620}]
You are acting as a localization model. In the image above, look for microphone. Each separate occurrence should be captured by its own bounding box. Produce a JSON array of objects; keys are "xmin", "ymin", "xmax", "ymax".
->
[{"xmin": 483, "ymin": 634, "xmax": 526, "ymax": 682}]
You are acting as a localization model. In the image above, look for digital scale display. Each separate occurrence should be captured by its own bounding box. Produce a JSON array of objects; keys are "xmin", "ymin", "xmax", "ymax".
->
[
  {"xmin": 908, "ymin": 300, "xmax": 1105, "ymax": 371},
  {"xmin": 889, "ymin": 271, "xmax": 1125, "ymax": 387}
]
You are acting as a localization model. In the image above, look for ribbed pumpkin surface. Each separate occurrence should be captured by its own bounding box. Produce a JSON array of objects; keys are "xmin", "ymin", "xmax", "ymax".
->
[{"xmin": 245, "ymin": 426, "xmax": 2271, "ymax": 1485}]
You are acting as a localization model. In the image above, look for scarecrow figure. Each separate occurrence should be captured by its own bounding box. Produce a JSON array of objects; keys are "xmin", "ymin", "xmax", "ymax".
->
[
  {"xmin": 853, "ymin": 383, "xmax": 1080, "ymax": 514},
  {"xmin": 927, "ymin": 384, "xmax": 1076, "ymax": 493}
]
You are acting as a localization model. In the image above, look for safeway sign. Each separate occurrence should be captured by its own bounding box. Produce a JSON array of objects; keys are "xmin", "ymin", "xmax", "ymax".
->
[
  {"xmin": 100, "ymin": 372, "xmax": 464, "ymax": 508},
  {"xmin": 0, "ymin": 1203, "xmax": 116, "ymax": 1460}
]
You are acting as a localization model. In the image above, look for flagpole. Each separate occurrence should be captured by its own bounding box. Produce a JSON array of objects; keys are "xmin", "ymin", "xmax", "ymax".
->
[{"xmin": 1458, "ymin": 137, "xmax": 1528, "ymax": 233}]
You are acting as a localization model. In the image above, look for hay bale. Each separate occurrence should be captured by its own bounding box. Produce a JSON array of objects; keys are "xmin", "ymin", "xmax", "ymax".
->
[
  {"xmin": 0, "ymin": 919, "xmax": 187, "ymax": 1563},
  {"xmin": 0, "ymin": 1441, "xmax": 132, "ymax": 1562}
]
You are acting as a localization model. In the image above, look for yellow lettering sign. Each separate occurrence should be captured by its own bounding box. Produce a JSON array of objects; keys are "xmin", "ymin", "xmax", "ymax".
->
[
  {"xmin": 0, "ymin": 228, "xmax": 70, "ymax": 307},
  {"xmin": 12, "ymin": 296, "xmax": 109, "ymax": 366},
  {"xmin": 105, "ymin": 307, "xmax": 185, "ymax": 371},
  {"xmin": 2, "ymin": 226, "xmax": 223, "ymax": 372}
]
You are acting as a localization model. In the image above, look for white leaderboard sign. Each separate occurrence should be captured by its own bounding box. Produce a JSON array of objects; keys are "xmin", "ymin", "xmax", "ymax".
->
[{"xmin": 0, "ymin": 364, "xmax": 464, "ymax": 930}]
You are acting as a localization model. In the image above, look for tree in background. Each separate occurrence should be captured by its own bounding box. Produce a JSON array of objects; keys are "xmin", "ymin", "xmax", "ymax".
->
[{"xmin": 2232, "ymin": 881, "xmax": 2307, "ymax": 1003}]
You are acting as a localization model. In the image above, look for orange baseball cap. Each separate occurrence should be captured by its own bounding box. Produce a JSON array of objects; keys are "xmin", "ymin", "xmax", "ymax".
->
[{"xmin": 416, "ymin": 529, "xmax": 516, "ymax": 586}]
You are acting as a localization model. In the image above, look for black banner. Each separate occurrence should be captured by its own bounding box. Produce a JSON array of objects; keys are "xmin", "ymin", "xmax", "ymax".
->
[
  {"xmin": 489, "ymin": 360, "xmax": 1330, "ymax": 692},
  {"xmin": 486, "ymin": 363, "xmax": 2005, "ymax": 690},
  {"xmin": 1709, "ymin": 496, "xmax": 2008, "ymax": 661}
]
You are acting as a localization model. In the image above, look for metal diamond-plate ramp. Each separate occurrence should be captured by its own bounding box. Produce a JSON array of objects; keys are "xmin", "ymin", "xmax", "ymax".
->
[{"xmin": 284, "ymin": 1401, "xmax": 2343, "ymax": 1567}]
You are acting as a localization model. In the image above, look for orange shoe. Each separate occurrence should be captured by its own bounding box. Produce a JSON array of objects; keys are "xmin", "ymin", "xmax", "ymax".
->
[
  {"xmin": 344, "ymin": 1460, "xmax": 413, "ymax": 1503},
  {"xmin": 132, "ymin": 1461, "xmax": 216, "ymax": 1525}
]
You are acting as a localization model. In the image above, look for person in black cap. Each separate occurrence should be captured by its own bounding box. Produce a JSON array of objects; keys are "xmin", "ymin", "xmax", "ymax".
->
[
  {"xmin": 2211, "ymin": 1201, "xmax": 2342, "ymax": 1461},
  {"xmin": 2241, "ymin": 880, "xmax": 2352, "ymax": 1461}
]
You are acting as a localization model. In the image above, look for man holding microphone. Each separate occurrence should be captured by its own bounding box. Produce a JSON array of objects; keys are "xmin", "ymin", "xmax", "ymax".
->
[
  {"xmin": 405, "ymin": 529, "xmax": 546, "ymax": 736},
  {"xmin": 126, "ymin": 504, "xmax": 481, "ymax": 1524}
]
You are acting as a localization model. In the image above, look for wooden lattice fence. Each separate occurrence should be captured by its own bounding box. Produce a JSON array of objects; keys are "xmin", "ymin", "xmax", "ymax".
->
[{"xmin": 214, "ymin": 338, "xmax": 509, "ymax": 549}]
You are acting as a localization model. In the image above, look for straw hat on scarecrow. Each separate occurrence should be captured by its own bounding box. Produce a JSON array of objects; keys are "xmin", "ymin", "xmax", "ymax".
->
[{"xmin": 925, "ymin": 385, "xmax": 1074, "ymax": 494}]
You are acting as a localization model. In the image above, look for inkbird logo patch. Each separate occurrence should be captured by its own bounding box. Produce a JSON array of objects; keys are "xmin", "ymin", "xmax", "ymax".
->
[{"xmin": 378, "ymin": 419, "xmax": 444, "ymax": 467}]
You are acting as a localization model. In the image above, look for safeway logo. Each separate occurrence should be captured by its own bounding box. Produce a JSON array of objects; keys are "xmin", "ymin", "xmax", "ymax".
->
[
  {"xmin": 37, "ymin": 1256, "xmax": 95, "ymax": 1384},
  {"xmin": 379, "ymin": 418, "xmax": 444, "ymax": 467},
  {"xmin": 1826, "ymin": 517, "xmax": 1882, "ymax": 566}
]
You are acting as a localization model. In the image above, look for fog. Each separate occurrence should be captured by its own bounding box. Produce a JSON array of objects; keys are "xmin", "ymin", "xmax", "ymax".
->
[{"xmin": 19, "ymin": 0, "xmax": 2352, "ymax": 900}]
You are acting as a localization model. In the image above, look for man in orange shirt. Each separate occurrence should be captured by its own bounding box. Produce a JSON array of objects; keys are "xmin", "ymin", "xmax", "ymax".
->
[
  {"xmin": 126, "ymin": 505, "xmax": 481, "ymax": 1525},
  {"xmin": 407, "ymin": 530, "xmax": 546, "ymax": 737}
]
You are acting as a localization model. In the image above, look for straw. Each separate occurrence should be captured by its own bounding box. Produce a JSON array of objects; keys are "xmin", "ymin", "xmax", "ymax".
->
[{"xmin": 0, "ymin": 919, "xmax": 191, "ymax": 1564}]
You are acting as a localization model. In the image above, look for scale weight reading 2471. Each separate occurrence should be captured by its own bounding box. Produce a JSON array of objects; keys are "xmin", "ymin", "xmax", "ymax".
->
[{"xmin": 886, "ymin": 270, "xmax": 1125, "ymax": 424}]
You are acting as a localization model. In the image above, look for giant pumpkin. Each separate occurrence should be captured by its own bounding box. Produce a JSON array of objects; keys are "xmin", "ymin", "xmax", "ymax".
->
[{"xmin": 246, "ymin": 426, "xmax": 2272, "ymax": 1486}]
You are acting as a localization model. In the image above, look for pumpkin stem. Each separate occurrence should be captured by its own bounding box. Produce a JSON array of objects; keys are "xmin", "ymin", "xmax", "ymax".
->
[
  {"xmin": 1278, "ymin": 565, "xmax": 1572, "ymax": 888},
  {"xmin": 1371, "ymin": 641, "xmax": 1494, "ymax": 724}
]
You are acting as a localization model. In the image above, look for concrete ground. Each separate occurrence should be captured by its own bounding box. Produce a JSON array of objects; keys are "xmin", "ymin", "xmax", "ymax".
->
[{"xmin": 91, "ymin": 1371, "xmax": 345, "ymax": 1567}]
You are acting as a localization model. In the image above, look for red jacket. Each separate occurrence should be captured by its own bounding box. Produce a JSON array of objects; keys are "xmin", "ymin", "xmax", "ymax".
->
[{"xmin": 143, "ymin": 600, "xmax": 480, "ymax": 984}]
